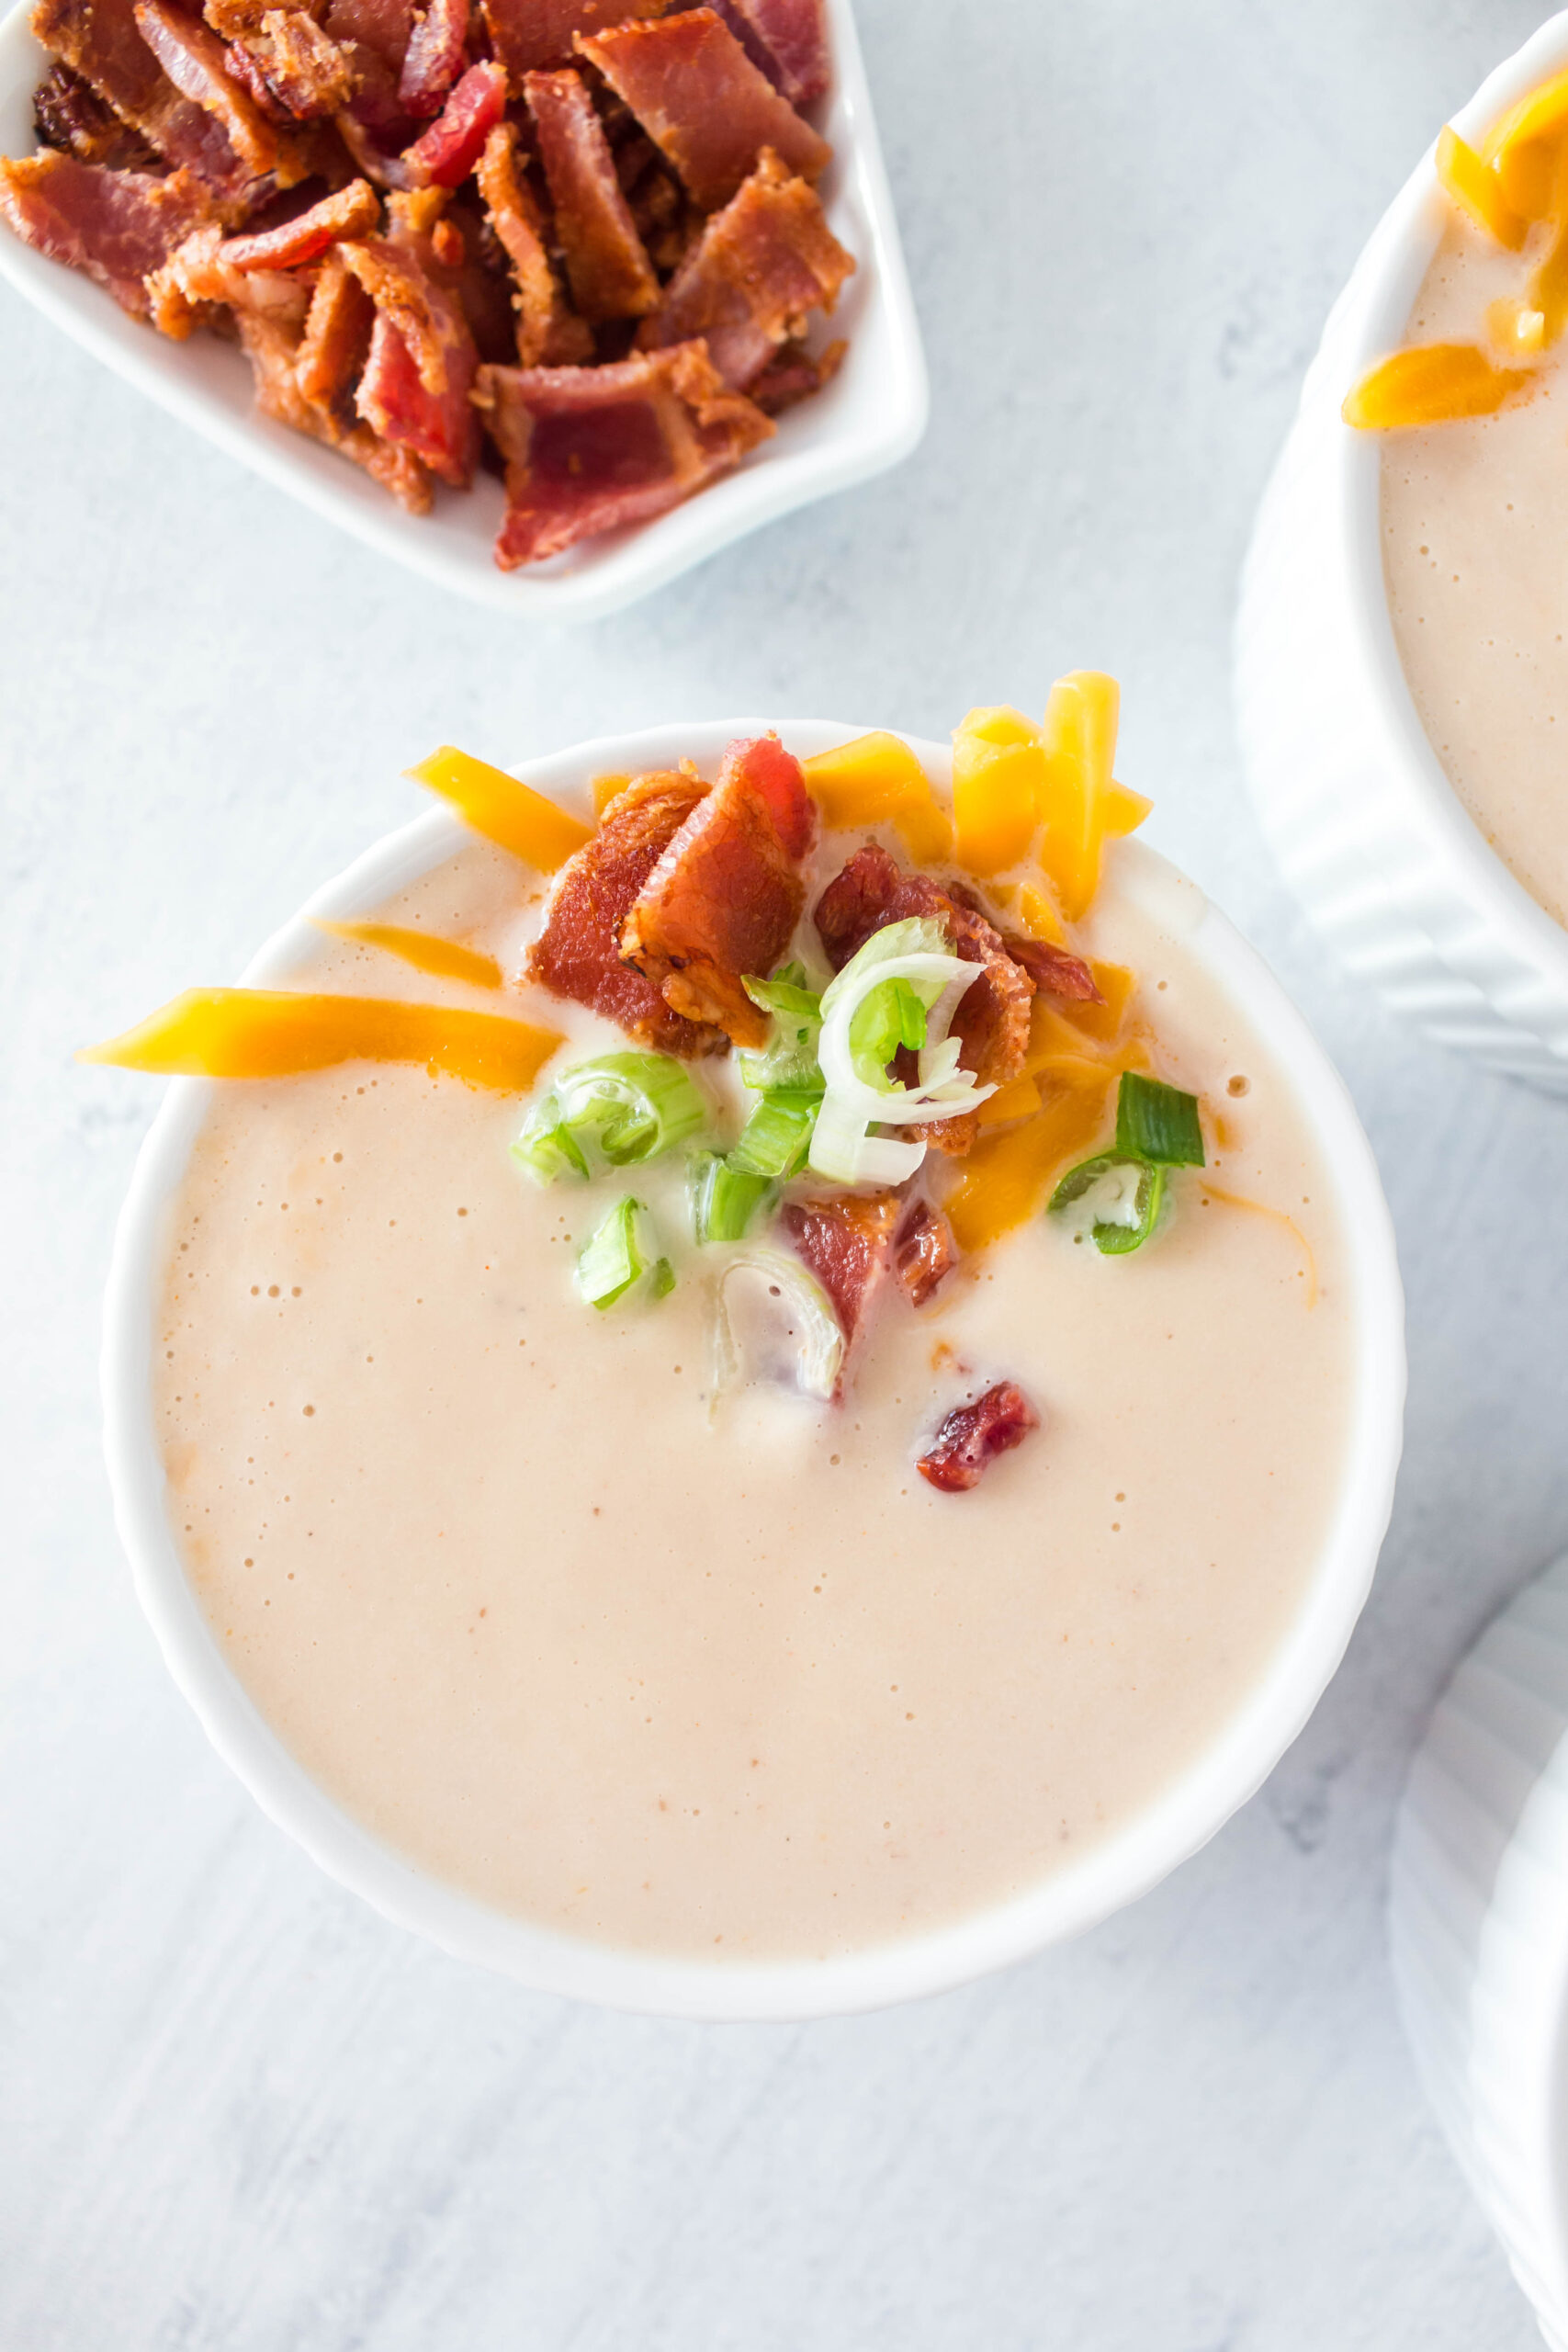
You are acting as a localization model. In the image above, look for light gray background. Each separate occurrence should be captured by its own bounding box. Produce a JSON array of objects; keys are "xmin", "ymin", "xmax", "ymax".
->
[{"xmin": 5, "ymin": 2, "xmax": 1567, "ymax": 2345}]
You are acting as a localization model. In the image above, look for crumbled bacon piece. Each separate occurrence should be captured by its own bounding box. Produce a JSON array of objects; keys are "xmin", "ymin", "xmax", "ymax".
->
[
  {"xmin": 479, "ymin": 0, "xmax": 671, "ymax": 88},
  {"xmin": 525, "ymin": 66, "xmax": 657, "ymax": 321},
  {"xmin": 917, "ymin": 1383, "xmax": 1038, "ymax": 1494},
  {"xmin": 749, "ymin": 331, "xmax": 842, "ymax": 413},
  {"xmin": 220, "ymin": 173, "xmax": 376, "ymax": 266},
  {"xmin": 238, "ymin": 299, "xmax": 433, "ymax": 506},
  {"xmin": 133, "ymin": 0, "xmax": 289, "ymax": 178},
  {"xmin": 0, "ymin": 151, "xmax": 211, "ymax": 314},
  {"xmin": 32, "ymin": 0, "xmax": 255, "ymax": 213},
  {"xmin": 32, "ymin": 60, "xmax": 156, "ymax": 166},
  {"xmin": 636, "ymin": 144, "xmax": 851, "ymax": 389},
  {"xmin": 526, "ymin": 773, "xmax": 727, "ymax": 1056},
  {"xmin": 620, "ymin": 731, "xmax": 815, "ymax": 1046},
  {"xmin": 474, "ymin": 119, "xmax": 591, "ymax": 365},
  {"xmin": 895, "ymin": 1199, "xmax": 956, "ymax": 1308},
  {"xmin": 401, "ymin": 55, "xmax": 504, "ymax": 187},
  {"xmin": 321, "ymin": 0, "xmax": 415, "ymax": 67},
  {"xmin": 996, "ymin": 933, "xmax": 1101, "ymax": 1002},
  {"xmin": 577, "ymin": 8, "xmax": 830, "ymax": 212},
  {"xmin": 342, "ymin": 228, "xmax": 479, "ymax": 483},
  {"xmin": 783, "ymin": 1193, "xmax": 899, "ymax": 1354},
  {"xmin": 475, "ymin": 339, "xmax": 772, "ymax": 568},
  {"xmin": 397, "ymin": 0, "xmax": 467, "ymax": 114},
  {"xmin": 813, "ymin": 844, "xmax": 1036, "ymax": 1156},
  {"xmin": 224, "ymin": 9, "xmax": 356, "ymax": 123},
  {"xmin": 146, "ymin": 215, "xmax": 310, "ymax": 334},
  {"xmin": 295, "ymin": 238, "xmax": 375, "ymax": 400},
  {"xmin": 711, "ymin": 0, "xmax": 827, "ymax": 107}
]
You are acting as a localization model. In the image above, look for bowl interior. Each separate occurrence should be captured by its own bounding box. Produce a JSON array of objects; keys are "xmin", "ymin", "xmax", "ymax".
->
[
  {"xmin": 102, "ymin": 721, "xmax": 1406, "ymax": 2018},
  {"xmin": 0, "ymin": 0, "xmax": 928, "ymax": 617}
]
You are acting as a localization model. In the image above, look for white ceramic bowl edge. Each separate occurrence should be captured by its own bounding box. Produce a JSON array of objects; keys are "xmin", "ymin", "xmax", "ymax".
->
[
  {"xmin": 1392, "ymin": 1555, "xmax": 1568, "ymax": 2350},
  {"xmin": 1234, "ymin": 11, "xmax": 1568, "ymax": 1092},
  {"xmin": 102, "ymin": 721, "xmax": 1405, "ymax": 2018}
]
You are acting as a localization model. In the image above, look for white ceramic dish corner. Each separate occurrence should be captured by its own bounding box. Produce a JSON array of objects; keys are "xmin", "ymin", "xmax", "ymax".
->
[
  {"xmin": 101, "ymin": 721, "xmax": 1405, "ymax": 2018},
  {"xmin": 0, "ymin": 0, "xmax": 927, "ymax": 617},
  {"xmin": 1391, "ymin": 1552, "xmax": 1568, "ymax": 2351},
  {"xmin": 1234, "ymin": 9, "xmax": 1568, "ymax": 1092}
]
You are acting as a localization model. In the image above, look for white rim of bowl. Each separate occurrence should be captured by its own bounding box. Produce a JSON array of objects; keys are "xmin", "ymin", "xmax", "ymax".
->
[
  {"xmin": 1328, "ymin": 7, "xmax": 1568, "ymax": 999},
  {"xmin": 101, "ymin": 719, "xmax": 1406, "ymax": 2019}
]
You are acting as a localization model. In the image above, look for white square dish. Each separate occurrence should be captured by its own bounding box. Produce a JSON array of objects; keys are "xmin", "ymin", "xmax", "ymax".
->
[{"xmin": 0, "ymin": 0, "xmax": 927, "ymax": 616}]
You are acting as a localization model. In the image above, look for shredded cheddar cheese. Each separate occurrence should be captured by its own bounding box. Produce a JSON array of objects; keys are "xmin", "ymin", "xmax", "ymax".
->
[{"xmin": 406, "ymin": 746, "xmax": 593, "ymax": 870}]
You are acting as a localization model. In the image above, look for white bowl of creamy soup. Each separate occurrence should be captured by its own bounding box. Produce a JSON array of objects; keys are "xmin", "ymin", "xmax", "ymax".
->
[
  {"xmin": 1236, "ymin": 9, "xmax": 1568, "ymax": 1091},
  {"xmin": 95, "ymin": 695, "xmax": 1404, "ymax": 2018}
]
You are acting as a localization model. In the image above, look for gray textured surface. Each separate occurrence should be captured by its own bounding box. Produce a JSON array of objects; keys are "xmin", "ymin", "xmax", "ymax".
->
[{"xmin": 5, "ymin": 2, "xmax": 1567, "ymax": 2345}]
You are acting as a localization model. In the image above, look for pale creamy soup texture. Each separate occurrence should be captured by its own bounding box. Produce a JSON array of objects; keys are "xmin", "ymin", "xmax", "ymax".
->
[
  {"xmin": 154, "ymin": 834, "xmax": 1353, "ymax": 1962},
  {"xmin": 1382, "ymin": 220, "xmax": 1568, "ymax": 929}
]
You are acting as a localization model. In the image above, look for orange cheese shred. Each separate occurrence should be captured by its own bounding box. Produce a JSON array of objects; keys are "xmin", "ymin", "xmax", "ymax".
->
[
  {"xmin": 1037, "ymin": 672, "xmax": 1124, "ymax": 921},
  {"xmin": 951, "ymin": 707, "xmax": 1045, "ymax": 877},
  {"xmin": 1437, "ymin": 123, "xmax": 1528, "ymax": 249},
  {"xmin": 79, "ymin": 989, "xmax": 564, "ymax": 1091},
  {"xmin": 1483, "ymin": 70, "xmax": 1568, "ymax": 215},
  {"xmin": 945, "ymin": 1068, "xmax": 1116, "ymax": 1253},
  {"xmin": 312, "ymin": 920, "xmax": 502, "ymax": 989},
  {"xmin": 802, "ymin": 732, "xmax": 953, "ymax": 864},
  {"xmin": 1342, "ymin": 342, "xmax": 1537, "ymax": 428},
  {"xmin": 406, "ymin": 745, "xmax": 593, "ymax": 870}
]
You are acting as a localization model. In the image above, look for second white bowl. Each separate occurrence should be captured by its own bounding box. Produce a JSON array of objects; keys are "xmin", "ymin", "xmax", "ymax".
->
[{"xmin": 1235, "ymin": 10, "xmax": 1568, "ymax": 1092}]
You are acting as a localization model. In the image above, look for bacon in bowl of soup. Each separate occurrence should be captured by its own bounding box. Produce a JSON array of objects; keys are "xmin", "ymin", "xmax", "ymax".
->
[{"xmin": 90, "ymin": 682, "xmax": 1404, "ymax": 2016}]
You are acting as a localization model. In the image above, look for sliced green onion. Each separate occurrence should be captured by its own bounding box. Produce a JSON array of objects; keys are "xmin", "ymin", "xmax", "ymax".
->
[
  {"xmin": 848, "ymin": 975, "xmax": 929, "ymax": 1091},
  {"xmin": 576, "ymin": 1195, "xmax": 647, "ymax": 1308},
  {"xmin": 1049, "ymin": 1152, "xmax": 1167, "ymax": 1255},
  {"xmin": 809, "ymin": 917, "xmax": 993, "ymax": 1185},
  {"xmin": 739, "ymin": 963, "xmax": 825, "ymax": 1095},
  {"xmin": 728, "ymin": 1091, "xmax": 818, "ymax": 1180},
  {"xmin": 1114, "ymin": 1071, "xmax": 1205, "ymax": 1167},
  {"xmin": 513, "ymin": 1051, "xmax": 707, "ymax": 1182},
  {"xmin": 650, "ymin": 1255, "xmax": 676, "ymax": 1299},
  {"xmin": 510, "ymin": 1117, "xmax": 589, "ymax": 1184},
  {"xmin": 691, "ymin": 1150, "xmax": 773, "ymax": 1245},
  {"xmin": 716, "ymin": 1245, "xmax": 844, "ymax": 1401}
]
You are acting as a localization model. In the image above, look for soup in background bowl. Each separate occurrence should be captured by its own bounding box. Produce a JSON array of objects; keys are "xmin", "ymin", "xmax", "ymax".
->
[{"xmin": 96, "ymin": 710, "xmax": 1404, "ymax": 2018}]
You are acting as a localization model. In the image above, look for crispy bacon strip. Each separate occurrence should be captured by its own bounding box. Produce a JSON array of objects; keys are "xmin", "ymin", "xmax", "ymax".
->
[
  {"xmin": 526, "ymin": 773, "xmax": 727, "ymax": 1056},
  {"xmin": 712, "ymin": 0, "xmax": 827, "ymax": 107},
  {"xmin": 917, "ymin": 1383, "xmax": 1038, "ymax": 1493},
  {"xmin": 397, "ymin": 0, "xmax": 466, "ymax": 114},
  {"xmin": 479, "ymin": 0, "xmax": 671, "ymax": 88},
  {"xmin": 996, "ymin": 932, "xmax": 1101, "ymax": 1002},
  {"xmin": 636, "ymin": 144, "xmax": 851, "ymax": 389},
  {"xmin": 401, "ymin": 56, "xmax": 505, "ymax": 187},
  {"xmin": 0, "ymin": 150, "xmax": 210, "ymax": 313},
  {"xmin": 782, "ymin": 1193, "xmax": 898, "ymax": 1356},
  {"xmin": 224, "ymin": 10, "xmax": 356, "ymax": 122},
  {"xmin": 577, "ymin": 8, "xmax": 830, "ymax": 212},
  {"xmin": 220, "ymin": 174, "xmax": 377, "ymax": 266},
  {"xmin": 236, "ymin": 300, "xmax": 433, "ymax": 507},
  {"xmin": 145, "ymin": 215, "xmax": 310, "ymax": 334},
  {"xmin": 813, "ymin": 844, "xmax": 1035, "ymax": 1155},
  {"xmin": 895, "ymin": 1199, "xmax": 956, "ymax": 1308},
  {"xmin": 474, "ymin": 119, "xmax": 590, "ymax": 366},
  {"xmin": 32, "ymin": 0, "xmax": 255, "ymax": 212},
  {"xmin": 33, "ymin": 60, "xmax": 156, "ymax": 165},
  {"xmin": 475, "ymin": 339, "xmax": 772, "ymax": 568},
  {"xmin": 133, "ymin": 0, "xmax": 287, "ymax": 177},
  {"xmin": 621, "ymin": 731, "xmax": 815, "ymax": 1046},
  {"xmin": 524, "ymin": 66, "xmax": 658, "ymax": 322},
  {"xmin": 342, "ymin": 227, "xmax": 479, "ymax": 483},
  {"xmin": 295, "ymin": 239, "xmax": 375, "ymax": 396},
  {"xmin": 321, "ymin": 0, "xmax": 414, "ymax": 67},
  {"xmin": 750, "ymin": 331, "xmax": 842, "ymax": 413}
]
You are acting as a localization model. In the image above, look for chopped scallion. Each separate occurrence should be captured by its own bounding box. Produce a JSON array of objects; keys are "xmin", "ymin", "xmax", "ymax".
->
[
  {"xmin": 739, "ymin": 963, "xmax": 825, "ymax": 1096},
  {"xmin": 513, "ymin": 1051, "xmax": 708, "ymax": 1182},
  {"xmin": 1114, "ymin": 1071, "xmax": 1205, "ymax": 1167},
  {"xmin": 728, "ymin": 1092, "xmax": 818, "ymax": 1180},
  {"xmin": 1049, "ymin": 1152, "xmax": 1166, "ymax": 1255},
  {"xmin": 691, "ymin": 1150, "xmax": 773, "ymax": 1245},
  {"xmin": 576, "ymin": 1196, "xmax": 648, "ymax": 1308}
]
